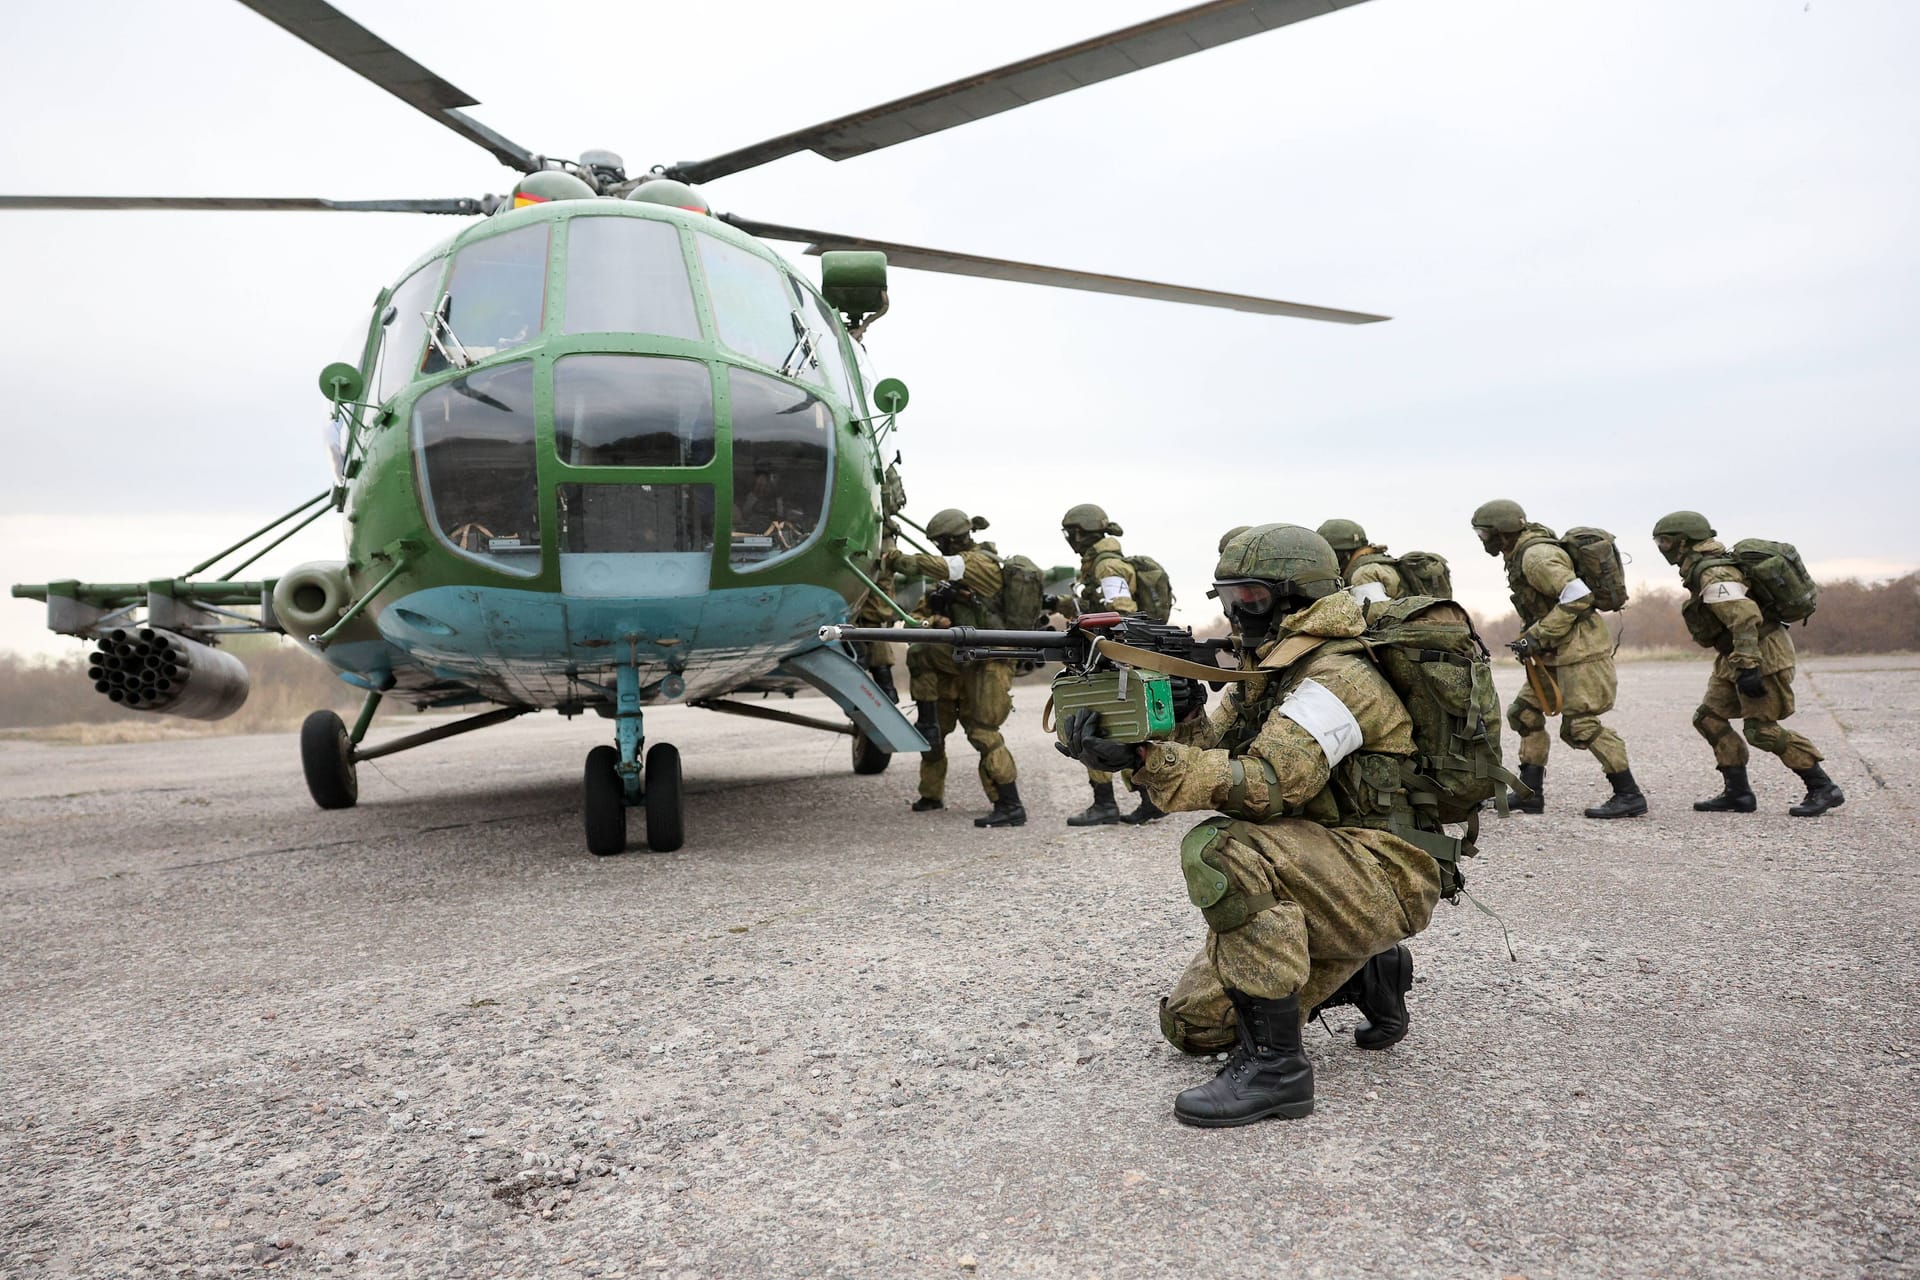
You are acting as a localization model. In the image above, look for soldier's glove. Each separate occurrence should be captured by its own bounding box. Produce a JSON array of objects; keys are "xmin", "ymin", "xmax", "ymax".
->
[
  {"xmin": 1735, "ymin": 667, "xmax": 1766, "ymax": 699},
  {"xmin": 1168, "ymin": 676, "xmax": 1209, "ymax": 722},
  {"xmin": 1054, "ymin": 707, "xmax": 1140, "ymax": 772},
  {"xmin": 1042, "ymin": 594, "xmax": 1063, "ymax": 614},
  {"xmin": 1508, "ymin": 635, "xmax": 1543, "ymax": 661}
]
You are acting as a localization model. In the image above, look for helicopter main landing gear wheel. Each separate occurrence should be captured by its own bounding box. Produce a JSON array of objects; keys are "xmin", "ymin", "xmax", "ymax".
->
[
  {"xmin": 851, "ymin": 727, "xmax": 892, "ymax": 775},
  {"xmin": 643, "ymin": 743, "xmax": 684, "ymax": 853},
  {"xmin": 583, "ymin": 744, "xmax": 627, "ymax": 855},
  {"xmin": 300, "ymin": 709, "xmax": 359, "ymax": 810}
]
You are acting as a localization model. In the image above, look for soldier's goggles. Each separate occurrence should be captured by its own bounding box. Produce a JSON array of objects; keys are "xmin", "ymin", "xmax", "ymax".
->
[{"xmin": 1209, "ymin": 580, "xmax": 1277, "ymax": 615}]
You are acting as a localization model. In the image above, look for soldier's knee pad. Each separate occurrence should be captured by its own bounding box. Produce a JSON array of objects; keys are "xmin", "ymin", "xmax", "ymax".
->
[
  {"xmin": 1693, "ymin": 705, "xmax": 1730, "ymax": 741},
  {"xmin": 1180, "ymin": 821, "xmax": 1276, "ymax": 935},
  {"xmin": 1743, "ymin": 719, "xmax": 1784, "ymax": 751},
  {"xmin": 1508, "ymin": 700, "xmax": 1545, "ymax": 737},
  {"xmin": 1560, "ymin": 715, "xmax": 1601, "ymax": 748},
  {"xmin": 1158, "ymin": 997, "xmax": 1235, "ymax": 1057}
]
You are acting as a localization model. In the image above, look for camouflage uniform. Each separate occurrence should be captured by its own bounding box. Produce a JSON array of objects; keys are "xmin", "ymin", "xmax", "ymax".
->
[
  {"xmin": 1318, "ymin": 519, "xmax": 1405, "ymax": 605},
  {"xmin": 1502, "ymin": 525, "xmax": 1629, "ymax": 774},
  {"xmin": 1146, "ymin": 590, "xmax": 1442, "ymax": 1054},
  {"xmin": 1060, "ymin": 504, "xmax": 1164, "ymax": 825},
  {"xmin": 1655, "ymin": 511, "xmax": 1843, "ymax": 816},
  {"xmin": 898, "ymin": 544, "xmax": 1018, "ymax": 807},
  {"xmin": 850, "ymin": 537, "xmax": 902, "ymax": 701}
]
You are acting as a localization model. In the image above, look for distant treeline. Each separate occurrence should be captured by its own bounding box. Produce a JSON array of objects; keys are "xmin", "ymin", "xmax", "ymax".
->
[
  {"xmin": 0, "ymin": 638, "xmax": 361, "ymax": 732},
  {"xmin": 1473, "ymin": 574, "xmax": 1920, "ymax": 655}
]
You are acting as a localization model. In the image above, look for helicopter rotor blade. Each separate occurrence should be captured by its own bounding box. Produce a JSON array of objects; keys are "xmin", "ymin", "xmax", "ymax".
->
[
  {"xmin": 668, "ymin": 0, "xmax": 1372, "ymax": 184},
  {"xmin": 0, "ymin": 195, "xmax": 497, "ymax": 215},
  {"xmin": 723, "ymin": 215, "xmax": 1387, "ymax": 324},
  {"xmin": 233, "ymin": 0, "xmax": 541, "ymax": 172}
]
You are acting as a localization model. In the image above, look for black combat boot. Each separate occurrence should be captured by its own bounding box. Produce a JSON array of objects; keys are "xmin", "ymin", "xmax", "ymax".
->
[
  {"xmin": 1309, "ymin": 944, "xmax": 1415, "ymax": 1050},
  {"xmin": 974, "ymin": 781, "xmax": 1027, "ymax": 828},
  {"xmin": 1172, "ymin": 990, "xmax": 1314, "ymax": 1128},
  {"xmin": 1584, "ymin": 769, "xmax": 1648, "ymax": 819},
  {"xmin": 913, "ymin": 701, "xmax": 940, "ymax": 741},
  {"xmin": 870, "ymin": 664, "xmax": 899, "ymax": 704},
  {"xmin": 1693, "ymin": 765, "xmax": 1757, "ymax": 813},
  {"xmin": 1119, "ymin": 794, "xmax": 1168, "ymax": 825},
  {"xmin": 1066, "ymin": 780, "xmax": 1122, "ymax": 826},
  {"xmin": 1512, "ymin": 763, "xmax": 1545, "ymax": 814},
  {"xmin": 1789, "ymin": 765, "xmax": 1845, "ymax": 817},
  {"xmin": 909, "ymin": 796, "xmax": 943, "ymax": 812}
]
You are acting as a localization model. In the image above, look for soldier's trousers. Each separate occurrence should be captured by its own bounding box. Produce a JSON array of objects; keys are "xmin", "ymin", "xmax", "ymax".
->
[
  {"xmin": 910, "ymin": 658, "xmax": 1017, "ymax": 803},
  {"xmin": 1157, "ymin": 818, "xmax": 1442, "ymax": 1055},
  {"xmin": 1694, "ymin": 667, "xmax": 1822, "ymax": 772},
  {"xmin": 1507, "ymin": 655, "xmax": 1630, "ymax": 776}
]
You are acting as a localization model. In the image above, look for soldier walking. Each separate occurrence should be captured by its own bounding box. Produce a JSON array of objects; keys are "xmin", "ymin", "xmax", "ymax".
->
[
  {"xmin": 1059, "ymin": 503, "xmax": 1169, "ymax": 826},
  {"xmin": 1652, "ymin": 511, "xmax": 1844, "ymax": 817},
  {"xmin": 890, "ymin": 508, "xmax": 1025, "ymax": 828},
  {"xmin": 1470, "ymin": 499, "xmax": 1646, "ymax": 819}
]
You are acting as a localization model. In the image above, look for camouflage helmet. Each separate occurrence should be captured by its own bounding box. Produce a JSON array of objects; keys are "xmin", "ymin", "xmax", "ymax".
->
[
  {"xmin": 1214, "ymin": 524, "xmax": 1342, "ymax": 600},
  {"xmin": 925, "ymin": 508, "xmax": 983, "ymax": 540},
  {"xmin": 1315, "ymin": 518, "xmax": 1369, "ymax": 553},
  {"xmin": 1061, "ymin": 503, "xmax": 1122, "ymax": 537},
  {"xmin": 1470, "ymin": 499, "xmax": 1527, "ymax": 534},
  {"xmin": 1652, "ymin": 510, "xmax": 1715, "ymax": 541},
  {"xmin": 1217, "ymin": 524, "xmax": 1252, "ymax": 554}
]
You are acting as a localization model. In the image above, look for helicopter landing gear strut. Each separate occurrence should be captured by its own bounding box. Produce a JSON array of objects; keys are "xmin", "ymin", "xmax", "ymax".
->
[{"xmin": 584, "ymin": 663, "xmax": 685, "ymax": 856}]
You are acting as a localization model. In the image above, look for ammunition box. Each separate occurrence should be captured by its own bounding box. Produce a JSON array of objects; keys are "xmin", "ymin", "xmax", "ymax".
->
[{"xmin": 1051, "ymin": 669, "xmax": 1176, "ymax": 743}]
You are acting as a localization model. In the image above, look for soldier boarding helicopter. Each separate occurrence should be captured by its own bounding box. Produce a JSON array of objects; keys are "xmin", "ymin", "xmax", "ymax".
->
[{"xmin": 7, "ymin": 0, "xmax": 1387, "ymax": 856}]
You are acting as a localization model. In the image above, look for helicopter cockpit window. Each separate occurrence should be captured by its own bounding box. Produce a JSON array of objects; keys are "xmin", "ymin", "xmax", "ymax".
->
[
  {"xmin": 413, "ymin": 360, "xmax": 541, "ymax": 577},
  {"xmin": 695, "ymin": 233, "xmax": 796, "ymax": 371},
  {"xmin": 563, "ymin": 217, "xmax": 700, "ymax": 340},
  {"xmin": 553, "ymin": 354, "xmax": 714, "ymax": 467},
  {"xmin": 727, "ymin": 367, "xmax": 832, "ymax": 569},
  {"xmin": 794, "ymin": 281, "xmax": 856, "ymax": 408},
  {"xmin": 375, "ymin": 262, "xmax": 444, "ymax": 405},
  {"xmin": 422, "ymin": 224, "xmax": 550, "ymax": 375}
]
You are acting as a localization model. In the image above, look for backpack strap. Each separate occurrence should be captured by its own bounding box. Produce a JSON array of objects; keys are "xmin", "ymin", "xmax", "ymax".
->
[{"xmin": 1683, "ymin": 555, "xmax": 1739, "ymax": 595}]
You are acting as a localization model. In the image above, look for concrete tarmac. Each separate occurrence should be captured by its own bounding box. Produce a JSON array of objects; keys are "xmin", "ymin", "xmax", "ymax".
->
[{"xmin": 1, "ymin": 656, "xmax": 1915, "ymax": 1278}]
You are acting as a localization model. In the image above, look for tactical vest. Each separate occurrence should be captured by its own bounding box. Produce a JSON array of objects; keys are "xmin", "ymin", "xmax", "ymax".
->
[
  {"xmin": 1678, "ymin": 555, "xmax": 1737, "ymax": 651},
  {"xmin": 1504, "ymin": 527, "xmax": 1564, "ymax": 625}
]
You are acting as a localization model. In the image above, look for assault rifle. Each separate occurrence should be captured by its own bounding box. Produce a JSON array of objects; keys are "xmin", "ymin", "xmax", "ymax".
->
[{"xmin": 821, "ymin": 612, "xmax": 1241, "ymax": 742}]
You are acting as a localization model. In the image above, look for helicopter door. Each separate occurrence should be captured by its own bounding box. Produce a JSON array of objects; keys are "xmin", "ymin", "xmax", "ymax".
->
[
  {"xmin": 553, "ymin": 353, "xmax": 717, "ymax": 599},
  {"xmin": 727, "ymin": 368, "xmax": 832, "ymax": 569}
]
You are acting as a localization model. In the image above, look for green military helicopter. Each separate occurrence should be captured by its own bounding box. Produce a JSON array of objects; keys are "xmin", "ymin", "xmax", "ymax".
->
[{"xmin": 6, "ymin": 0, "xmax": 1386, "ymax": 856}]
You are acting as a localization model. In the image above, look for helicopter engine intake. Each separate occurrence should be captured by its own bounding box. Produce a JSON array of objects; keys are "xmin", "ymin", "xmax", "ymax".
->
[{"xmin": 86, "ymin": 627, "xmax": 251, "ymax": 721}]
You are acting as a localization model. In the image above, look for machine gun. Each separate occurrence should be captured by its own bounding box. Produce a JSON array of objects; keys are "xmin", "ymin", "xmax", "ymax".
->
[{"xmin": 821, "ymin": 612, "xmax": 1242, "ymax": 743}]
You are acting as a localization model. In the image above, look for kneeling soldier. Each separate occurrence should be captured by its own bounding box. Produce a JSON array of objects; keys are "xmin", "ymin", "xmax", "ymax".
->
[
  {"xmin": 1652, "ymin": 511, "xmax": 1844, "ymax": 817},
  {"xmin": 1057, "ymin": 525, "xmax": 1443, "ymax": 1127}
]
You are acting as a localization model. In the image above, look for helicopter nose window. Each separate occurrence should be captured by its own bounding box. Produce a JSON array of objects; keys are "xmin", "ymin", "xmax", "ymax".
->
[
  {"xmin": 563, "ymin": 216, "xmax": 700, "ymax": 340},
  {"xmin": 412, "ymin": 360, "xmax": 541, "ymax": 577},
  {"xmin": 423, "ymin": 223, "xmax": 550, "ymax": 374},
  {"xmin": 553, "ymin": 354, "xmax": 714, "ymax": 467},
  {"xmin": 727, "ymin": 367, "xmax": 832, "ymax": 569},
  {"xmin": 557, "ymin": 484, "xmax": 715, "ymax": 554},
  {"xmin": 375, "ymin": 262, "xmax": 445, "ymax": 404}
]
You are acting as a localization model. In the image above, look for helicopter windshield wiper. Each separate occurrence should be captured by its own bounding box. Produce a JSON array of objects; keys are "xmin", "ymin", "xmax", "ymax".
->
[
  {"xmin": 425, "ymin": 293, "xmax": 474, "ymax": 370},
  {"xmin": 780, "ymin": 311, "xmax": 819, "ymax": 379}
]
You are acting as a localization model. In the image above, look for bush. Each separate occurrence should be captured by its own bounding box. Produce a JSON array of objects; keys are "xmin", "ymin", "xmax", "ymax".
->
[{"xmin": 1471, "ymin": 574, "xmax": 1920, "ymax": 656}]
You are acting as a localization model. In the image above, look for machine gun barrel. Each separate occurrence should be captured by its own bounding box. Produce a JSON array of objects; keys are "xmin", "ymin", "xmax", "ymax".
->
[{"xmin": 821, "ymin": 624, "xmax": 1074, "ymax": 654}]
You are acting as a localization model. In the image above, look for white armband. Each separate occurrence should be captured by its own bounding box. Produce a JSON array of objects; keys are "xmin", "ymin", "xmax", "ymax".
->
[
  {"xmin": 1701, "ymin": 580, "xmax": 1748, "ymax": 604},
  {"xmin": 1099, "ymin": 575, "xmax": 1130, "ymax": 603},
  {"xmin": 1277, "ymin": 678, "xmax": 1365, "ymax": 768},
  {"xmin": 944, "ymin": 554, "xmax": 966, "ymax": 583},
  {"xmin": 1558, "ymin": 578, "xmax": 1592, "ymax": 604},
  {"xmin": 1348, "ymin": 581, "xmax": 1388, "ymax": 605}
]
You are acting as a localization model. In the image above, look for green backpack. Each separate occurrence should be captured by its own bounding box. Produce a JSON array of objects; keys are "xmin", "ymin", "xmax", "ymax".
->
[
  {"xmin": 1560, "ymin": 527, "xmax": 1630, "ymax": 612},
  {"xmin": 1729, "ymin": 539, "xmax": 1819, "ymax": 624},
  {"xmin": 999, "ymin": 555, "xmax": 1050, "ymax": 629},
  {"xmin": 1393, "ymin": 550, "xmax": 1453, "ymax": 600},
  {"xmin": 1126, "ymin": 555, "xmax": 1175, "ymax": 622}
]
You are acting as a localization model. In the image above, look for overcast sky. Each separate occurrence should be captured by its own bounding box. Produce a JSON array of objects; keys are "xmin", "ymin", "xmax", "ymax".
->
[{"xmin": 2, "ymin": 0, "xmax": 1916, "ymax": 660}]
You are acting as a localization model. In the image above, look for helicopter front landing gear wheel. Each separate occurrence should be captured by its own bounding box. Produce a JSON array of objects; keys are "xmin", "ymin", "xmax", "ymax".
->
[
  {"xmin": 300, "ymin": 709, "xmax": 359, "ymax": 810},
  {"xmin": 583, "ymin": 744, "xmax": 627, "ymax": 856},
  {"xmin": 851, "ymin": 728, "xmax": 892, "ymax": 775},
  {"xmin": 643, "ymin": 743, "xmax": 684, "ymax": 853}
]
